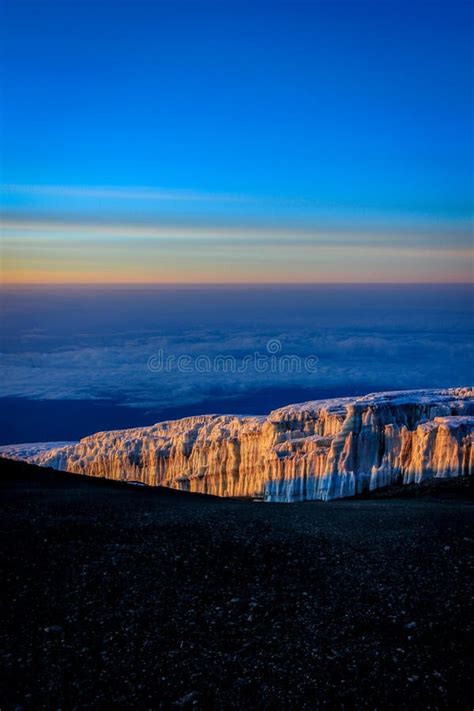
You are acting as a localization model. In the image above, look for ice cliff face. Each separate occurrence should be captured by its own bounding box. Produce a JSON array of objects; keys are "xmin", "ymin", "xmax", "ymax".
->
[{"xmin": 14, "ymin": 387, "xmax": 472, "ymax": 502}]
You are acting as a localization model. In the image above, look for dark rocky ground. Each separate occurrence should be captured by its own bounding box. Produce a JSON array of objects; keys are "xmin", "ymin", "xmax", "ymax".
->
[{"xmin": 1, "ymin": 457, "xmax": 473, "ymax": 710}]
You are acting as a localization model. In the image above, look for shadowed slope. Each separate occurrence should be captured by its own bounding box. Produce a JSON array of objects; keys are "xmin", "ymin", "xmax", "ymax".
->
[{"xmin": 1, "ymin": 456, "xmax": 473, "ymax": 709}]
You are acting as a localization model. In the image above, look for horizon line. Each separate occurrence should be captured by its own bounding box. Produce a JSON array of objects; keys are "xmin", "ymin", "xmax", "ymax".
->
[{"xmin": 1, "ymin": 281, "xmax": 473, "ymax": 288}]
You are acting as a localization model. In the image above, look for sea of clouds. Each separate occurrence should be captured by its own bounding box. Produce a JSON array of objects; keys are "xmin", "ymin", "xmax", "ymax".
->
[{"xmin": 1, "ymin": 286, "xmax": 472, "ymax": 418}]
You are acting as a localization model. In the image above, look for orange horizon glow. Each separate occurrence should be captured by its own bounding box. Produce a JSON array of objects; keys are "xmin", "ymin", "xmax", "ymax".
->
[
  {"xmin": 2, "ymin": 274, "xmax": 472, "ymax": 286},
  {"xmin": 1, "ymin": 215, "xmax": 472, "ymax": 286}
]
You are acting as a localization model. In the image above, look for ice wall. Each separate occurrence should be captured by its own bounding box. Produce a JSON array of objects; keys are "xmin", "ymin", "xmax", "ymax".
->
[{"xmin": 29, "ymin": 388, "xmax": 474, "ymax": 501}]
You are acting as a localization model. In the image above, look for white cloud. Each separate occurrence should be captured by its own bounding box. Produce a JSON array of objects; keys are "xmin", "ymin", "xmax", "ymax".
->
[
  {"xmin": 0, "ymin": 184, "xmax": 248, "ymax": 203},
  {"xmin": 1, "ymin": 326, "xmax": 471, "ymax": 411}
]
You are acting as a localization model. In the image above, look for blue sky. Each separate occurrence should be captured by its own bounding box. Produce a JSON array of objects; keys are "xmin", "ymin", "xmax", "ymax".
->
[{"xmin": 0, "ymin": 0, "xmax": 473, "ymax": 282}]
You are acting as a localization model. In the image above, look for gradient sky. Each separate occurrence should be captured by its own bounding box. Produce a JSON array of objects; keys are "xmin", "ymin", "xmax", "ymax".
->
[{"xmin": 1, "ymin": 0, "xmax": 473, "ymax": 283}]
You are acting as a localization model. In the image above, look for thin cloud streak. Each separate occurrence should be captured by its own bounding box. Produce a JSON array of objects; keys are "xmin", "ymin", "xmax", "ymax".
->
[
  {"xmin": 0, "ymin": 184, "xmax": 250, "ymax": 203},
  {"xmin": 1, "ymin": 217, "xmax": 472, "ymax": 248},
  {"xmin": 2, "ymin": 234, "xmax": 471, "ymax": 260}
]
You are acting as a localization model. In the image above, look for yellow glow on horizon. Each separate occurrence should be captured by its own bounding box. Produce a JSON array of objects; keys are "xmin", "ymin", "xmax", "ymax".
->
[
  {"xmin": 2, "ymin": 267, "xmax": 472, "ymax": 285},
  {"xmin": 1, "ymin": 217, "xmax": 472, "ymax": 285}
]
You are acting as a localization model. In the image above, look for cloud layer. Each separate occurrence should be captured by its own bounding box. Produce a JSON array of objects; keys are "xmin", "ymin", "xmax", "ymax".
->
[{"xmin": 1, "ymin": 286, "xmax": 472, "ymax": 416}]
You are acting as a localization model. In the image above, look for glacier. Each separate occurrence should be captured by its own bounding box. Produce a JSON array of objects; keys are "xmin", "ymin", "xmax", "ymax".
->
[
  {"xmin": 0, "ymin": 441, "xmax": 77, "ymax": 460},
  {"xmin": 1, "ymin": 388, "xmax": 473, "ymax": 502}
]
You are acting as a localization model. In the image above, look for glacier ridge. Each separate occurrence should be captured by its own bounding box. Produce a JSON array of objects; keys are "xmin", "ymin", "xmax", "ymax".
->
[{"xmin": 4, "ymin": 388, "xmax": 473, "ymax": 502}]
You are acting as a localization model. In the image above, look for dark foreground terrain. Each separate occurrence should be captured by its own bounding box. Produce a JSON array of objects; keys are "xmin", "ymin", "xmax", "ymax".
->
[{"xmin": 1, "ymin": 458, "xmax": 473, "ymax": 710}]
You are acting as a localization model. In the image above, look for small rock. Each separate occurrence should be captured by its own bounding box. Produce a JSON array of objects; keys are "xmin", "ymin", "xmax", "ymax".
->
[{"xmin": 174, "ymin": 691, "xmax": 199, "ymax": 706}]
